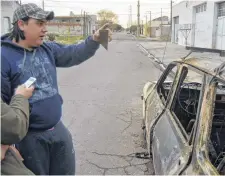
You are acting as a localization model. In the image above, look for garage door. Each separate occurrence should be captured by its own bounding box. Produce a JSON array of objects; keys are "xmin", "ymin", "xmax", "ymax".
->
[
  {"xmin": 216, "ymin": 2, "xmax": 225, "ymax": 50},
  {"xmin": 194, "ymin": 3, "xmax": 208, "ymax": 48}
]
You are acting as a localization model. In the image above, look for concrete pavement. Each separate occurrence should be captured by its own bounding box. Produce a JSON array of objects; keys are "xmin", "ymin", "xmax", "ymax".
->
[
  {"xmin": 139, "ymin": 41, "xmax": 225, "ymax": 71},
  {"xmin": 56, "ymin": 33, "xmax": 161, "ymax": 175}
]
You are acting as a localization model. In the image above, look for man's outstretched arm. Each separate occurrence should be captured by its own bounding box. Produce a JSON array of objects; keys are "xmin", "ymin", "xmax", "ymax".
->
[
  {"xmin": 46, "ymin": 23, "xmax": 112, "ymax": 67},
  {"xmin": 46, "ymin": 36, "xmax": 100, "ymax": 67}
]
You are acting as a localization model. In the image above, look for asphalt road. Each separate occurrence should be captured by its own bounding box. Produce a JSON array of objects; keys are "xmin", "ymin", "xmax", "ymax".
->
[{"xmin": 56, "ymin": 33, "xmax": 162, "ymax": 175}]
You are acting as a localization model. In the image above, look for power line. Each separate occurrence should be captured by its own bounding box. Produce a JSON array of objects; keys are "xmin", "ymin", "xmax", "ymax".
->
[
  {"xmin": 45, "ymin": 0, "xmax": 171, "ymax": 5},
  {"xmin": 45, "ymin": 5, "xmax": 170, "ymax": 14},
  {"xmin": 44, "ymin": 3, "xmax": 170, "ymax": 11},
  {"xmin": 44, "ymin": 5, "xmax": 170, "ymax": 16}
]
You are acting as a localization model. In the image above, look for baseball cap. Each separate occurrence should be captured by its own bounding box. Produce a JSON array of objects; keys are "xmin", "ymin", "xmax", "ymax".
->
[{"xmin": 13, "ymin": 3, "xmax": 54, "ymax": 24}]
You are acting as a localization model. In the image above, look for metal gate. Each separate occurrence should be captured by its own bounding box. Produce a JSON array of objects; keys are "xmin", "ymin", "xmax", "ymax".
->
[
  {"xmin": 216, "ymin": 2, "xmax": 225, "ymax": 50},
  {"xmin": 174, "ymin": 16, "xmax": 179, "ymax": 44},
  {"xmin": 216, "ymin": 16, "xmax": 225, "ymax": 50}
]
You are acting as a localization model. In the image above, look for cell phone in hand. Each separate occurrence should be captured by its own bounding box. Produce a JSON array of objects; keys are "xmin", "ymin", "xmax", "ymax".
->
[{"xmin": 24, "ymin": 77, "xmax": 36, "ymax": 88}]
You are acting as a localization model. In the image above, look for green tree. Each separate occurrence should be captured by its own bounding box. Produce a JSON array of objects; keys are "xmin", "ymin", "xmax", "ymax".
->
[
  {"xmin": 130, "ymin": 25, "xmax": 137, "ymax": 33},
  {"xmin": 97, "ymin": 9, "xmax": 118, "ymax": 27},
  {"xmin": 111, "ymin": 23, "xmax": 123, "ymax": 31}
]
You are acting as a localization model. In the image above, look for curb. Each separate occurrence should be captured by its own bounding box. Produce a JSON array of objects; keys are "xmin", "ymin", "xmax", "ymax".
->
[
  {"xmin": 138, "ymin": 43, "xmax": 167, "ymax": 71},
  {"xmin": 131, "ymin": 34, "xmax": 165, "ymax": 42},
  {"xmin": 132, "ymin": 34, "xmax": 167, "ymax": 71}
]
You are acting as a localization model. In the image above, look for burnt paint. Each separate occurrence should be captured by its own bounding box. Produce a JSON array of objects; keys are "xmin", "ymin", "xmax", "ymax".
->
[
  {"xmin": 152, "ymin": 109, "xmax": 191, "ymax": 175},
  {"xmin": 145, "ymin": 88, "xmax": 165, "ymax": 154}
]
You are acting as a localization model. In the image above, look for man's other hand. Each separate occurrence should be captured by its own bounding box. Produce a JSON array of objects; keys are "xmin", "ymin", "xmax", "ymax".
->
[
  {"xmin": 93, "ymin": 23, "xmax": 112, "ymax": 42},
  {"xmin": 1, "ymin": 145, "xmax": 9, "ymax": 161},
  {"xmin": 15, "ymin": 85, "xmax": 34, "ymax": 99}
]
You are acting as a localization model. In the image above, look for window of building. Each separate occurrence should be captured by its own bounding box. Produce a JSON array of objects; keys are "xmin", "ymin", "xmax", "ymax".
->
[
  {"xmin": 218, "ymin": 2, "xmax": 225, "ymax": 17},
  {"xmin": 3, "ymin": 17, "xmax": 11, "ymax": 34},
  {"xmin": 196, "ymin": 3, "xmax": 207, "ymax": 13},
  {"xmin": 203, "ymin": 3, "xmax": 207, "ymax": 11}
]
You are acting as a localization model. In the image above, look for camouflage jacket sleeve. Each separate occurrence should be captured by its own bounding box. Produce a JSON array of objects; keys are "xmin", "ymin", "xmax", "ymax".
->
[{"xmin": 1, "ymin": 95, "xmax": 30, "ymax": 145}]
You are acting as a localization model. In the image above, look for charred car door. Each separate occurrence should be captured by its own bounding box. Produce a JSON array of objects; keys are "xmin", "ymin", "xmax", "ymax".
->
[
  {"xmin": 144, "ymin": 63, "xmax": 179, "ymax": 154},
  {"xmin": 152, "ymin": 65, "xmax": 205, "ymax": 175}
]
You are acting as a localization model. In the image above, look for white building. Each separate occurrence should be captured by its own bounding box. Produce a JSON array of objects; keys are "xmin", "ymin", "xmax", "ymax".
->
[
  {"xmin": 47, "ymin": 12, "xmax": 97, "ymax": 36},
  {"xmin": 172, "ymin": 0, "xmax": 225, "ymax": 50},
  {"xmin": 1, "ymin": 1, "xmax": 20, "ymax": 35}
]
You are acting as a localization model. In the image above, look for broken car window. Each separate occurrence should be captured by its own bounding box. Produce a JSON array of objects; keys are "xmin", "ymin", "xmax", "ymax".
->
[
  {"xmin": 157, "ymin": 64, "xmax": 178, "ymax": 104},
  {"xmin": 171, "ymin": 66, "xmax": 204, "ymax": 137}
]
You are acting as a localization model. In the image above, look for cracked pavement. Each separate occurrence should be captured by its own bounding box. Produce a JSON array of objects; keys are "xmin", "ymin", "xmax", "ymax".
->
[{"xmin": 56, "ymin": 33, "xmax": 161, "ymax": 175}]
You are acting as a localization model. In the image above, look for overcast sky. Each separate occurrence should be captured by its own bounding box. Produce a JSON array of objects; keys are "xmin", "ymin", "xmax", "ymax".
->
[{"xmin": 20, "ymin": 0, "xmax": 183, "ymax": 27}]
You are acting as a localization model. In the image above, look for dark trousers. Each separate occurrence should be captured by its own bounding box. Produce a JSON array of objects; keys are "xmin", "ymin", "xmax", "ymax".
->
[{"xmin": 16, "ymin": 121, "xmax": 75, "ymax": 175}]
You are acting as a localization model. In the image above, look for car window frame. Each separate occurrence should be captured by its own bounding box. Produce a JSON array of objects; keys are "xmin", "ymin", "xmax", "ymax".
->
[
  {"xmin": 156, "ymin": 62, "xmax": 180, "ymax": 106},
  {"xmin": 197, "ymin": 77, "xmax": 225, "ymax": 173},
  {"xmin": 168, "ymin": 64, "xmax": 206, "ymax": 143},
  {"xmin": 188, "ymin": 75, "xmax": 221, "ymax": 174}
]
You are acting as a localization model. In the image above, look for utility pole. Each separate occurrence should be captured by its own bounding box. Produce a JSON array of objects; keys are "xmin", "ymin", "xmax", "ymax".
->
[
  {"xmin": 130, "ymin": 5, "xmax": 132, "ymax": 27},
  {"xmin": 161, "ymin": 8, "xmax": 162, "ymax": 37},
  {"xmin": 144, "ymin": 15, "xmax": 147, "ymax": 36},
  {"xmin": 145, "ymin": 15, "xmax": 147, "ymax": 26},
  {"xmin": 86, "ymin": 12, "xmax": 88, "ymax": 36},
  {"xmin": 137, "ymin": 0, "xmax": 140, "ymax": 37},
  {"xmin": 149, "ymin": 11, "xmax": 151, "ymax": 37},
  {"xmin": 146, "ymin": 11, "xmax": 151, "ymax": 37},
  {"xmin": 170, "ymin": 0, "xmax": 173, "ymax": 37},
  {"xmin": 42, "ymin": 0, "xmax": 44, "ymax": 10},
  {"xmin": 128, "ymin": 5, "xmax": 132, "ymax": 28},
  {"xmin": 81, "ymin": 10, "xmax": 83, "ymax": 36},
  {"xmin": 128, "ymin": 6, "xmax": 130, "ymax": 28},
  {"xmin": 83, "ymin": 11, "xmax": 86, "ymax": 37}
]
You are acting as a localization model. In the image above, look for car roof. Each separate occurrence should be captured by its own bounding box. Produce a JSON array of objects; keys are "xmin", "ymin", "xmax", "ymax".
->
[{"xmin": 174, "ymin": 57, "xmax": 225, "ymax": 82}]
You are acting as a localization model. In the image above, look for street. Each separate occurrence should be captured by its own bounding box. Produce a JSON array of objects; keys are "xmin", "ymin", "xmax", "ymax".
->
[{"xmin": 56, "ymin": 33, "xmax": 161, "ymax": 175}]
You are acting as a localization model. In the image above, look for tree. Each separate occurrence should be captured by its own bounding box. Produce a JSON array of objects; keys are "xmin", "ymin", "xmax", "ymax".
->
[
  {"xmin": 111, "ymin": 23, "xmax": 123, "ymax": 31},
  {"xmin": 97, "ymin": 9, "xmax": 118, "ymax": 27},
  {"xmin": 130, "ymin": 25, "xmax": 137, "ymax": 33}
]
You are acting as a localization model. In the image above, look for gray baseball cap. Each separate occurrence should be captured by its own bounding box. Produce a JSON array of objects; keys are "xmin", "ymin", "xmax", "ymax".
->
[{"xmin": 13, "ymin": 3, "xmax": 54, "ymax": 24}]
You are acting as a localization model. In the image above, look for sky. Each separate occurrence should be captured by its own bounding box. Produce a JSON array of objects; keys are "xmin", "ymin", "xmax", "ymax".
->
[{"xmin": 20, "ymin": 0, "xmax": 183, "ymax": 27}]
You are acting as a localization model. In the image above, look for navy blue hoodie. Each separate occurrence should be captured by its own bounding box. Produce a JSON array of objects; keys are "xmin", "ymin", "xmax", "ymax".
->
[{"xmin": 1, "ymin": 34, "xmax": 100, "ymax": 130}]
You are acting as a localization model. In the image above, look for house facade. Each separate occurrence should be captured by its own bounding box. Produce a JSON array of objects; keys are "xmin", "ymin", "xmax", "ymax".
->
[
  {"xmin": 172, "ymin": 0, "xmax": 225, "ymax": 50},
  {"xmin": 47, "ymin": 12, "xmax": 97, "ymax": 36},
  {"xmin": 1, "ymin": 1, "xmax": 20, "ymax": 35}
]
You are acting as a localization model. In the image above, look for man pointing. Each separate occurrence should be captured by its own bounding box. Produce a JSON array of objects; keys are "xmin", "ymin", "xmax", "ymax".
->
[{"xmin": 1, "ymin": 3, "xmax": 112, "ymax": 175}]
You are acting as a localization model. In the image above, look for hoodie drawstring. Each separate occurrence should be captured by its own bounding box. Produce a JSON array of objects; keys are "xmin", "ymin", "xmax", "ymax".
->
[{"xmin": 22, "ymin": 49, "xmax": 36, "ymax": 76}]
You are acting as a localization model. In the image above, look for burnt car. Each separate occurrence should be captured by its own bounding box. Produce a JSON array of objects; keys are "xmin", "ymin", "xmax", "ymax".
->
[{"xmin": 141, "ymin": 58, "xmax": 225, "ymax": 175}]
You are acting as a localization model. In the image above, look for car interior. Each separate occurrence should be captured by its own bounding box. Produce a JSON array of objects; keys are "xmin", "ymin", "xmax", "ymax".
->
[
  {"xmin": 208, "ymin": 83, "xmax": 225, "ymax": 175},
  {"xmin": 159, "ymin": 78, "xmax": 225, "ymax": 174}
]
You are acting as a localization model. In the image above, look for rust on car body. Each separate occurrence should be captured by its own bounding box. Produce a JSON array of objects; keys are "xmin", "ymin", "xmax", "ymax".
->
[{"xmin": 142, "ymin": 58, "xmax": 225, "ymax": 175}]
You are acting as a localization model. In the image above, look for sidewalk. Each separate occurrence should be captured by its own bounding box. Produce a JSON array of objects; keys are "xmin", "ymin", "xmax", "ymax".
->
[{"xmin": 138, "ymin": 41, "xmax": 225, "ymax": 72}]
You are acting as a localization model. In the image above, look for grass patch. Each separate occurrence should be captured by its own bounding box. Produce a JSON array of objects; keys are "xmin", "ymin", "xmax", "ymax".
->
[{"xmin": 56, "ymin": 35, "xmax": 85, "ymax": 44}]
